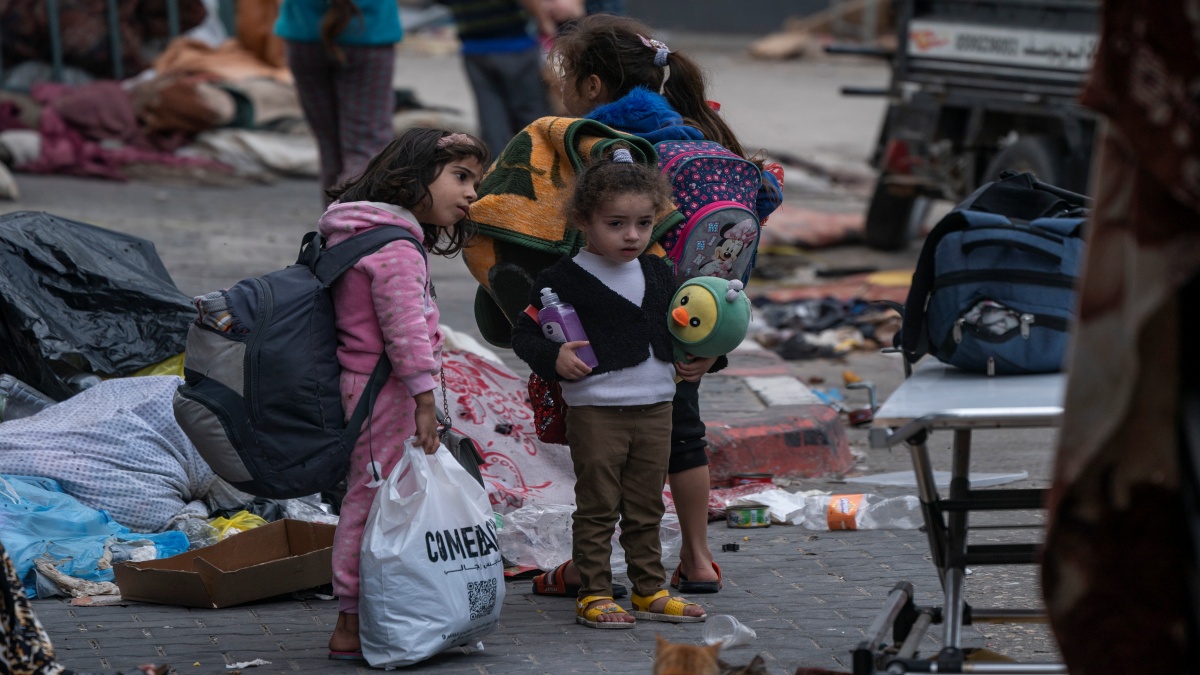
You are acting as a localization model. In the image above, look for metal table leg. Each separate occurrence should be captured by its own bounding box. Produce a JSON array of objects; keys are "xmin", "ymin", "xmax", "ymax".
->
[
  {"xmin": 942, "ymin": 430, "xmax": 972, "ymax": 650},
  {"xmin": 862, "ymin": 364, "xmax": 1069, "ymax": 673},
  {"xmin": 908, "ymin": 432, "xmax": 947, "ymax": 583}
]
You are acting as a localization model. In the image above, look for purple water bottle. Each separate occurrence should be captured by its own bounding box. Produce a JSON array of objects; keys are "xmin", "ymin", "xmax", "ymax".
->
[{"xmin": 538, "ymin": 287, "xmax": 599, "ymax": 369}]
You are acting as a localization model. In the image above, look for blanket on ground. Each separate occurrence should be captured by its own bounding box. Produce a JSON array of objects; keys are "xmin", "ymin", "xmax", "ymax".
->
[
  {"xmin": 0, "ymin": 376, "xmax": 249, "ymax": 533},
  {"xmin": 467, "ymin": 115, "xmax": 675, "ymax": 257},
  {"xmin": 463, "ymin": 116, "xmax": 682, "ymax": 344}
]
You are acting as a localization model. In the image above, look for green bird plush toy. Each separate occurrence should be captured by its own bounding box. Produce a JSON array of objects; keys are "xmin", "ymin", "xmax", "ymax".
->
[{"xmin": 668, "ymin": 277, "xmax": 752, "ymax": 367}]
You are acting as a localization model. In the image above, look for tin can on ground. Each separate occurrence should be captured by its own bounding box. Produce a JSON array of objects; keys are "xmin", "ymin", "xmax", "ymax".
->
[
  {"xmin": 847, "ymin": 408, "xmax": 874, "ymax": 426},
  {"xmin": 726, "ymin": 503, "xmax": 771, "ymax": 528},
  {"xmin": 730, "ymin": 473, "xmax": 774, "ymax": 487}
]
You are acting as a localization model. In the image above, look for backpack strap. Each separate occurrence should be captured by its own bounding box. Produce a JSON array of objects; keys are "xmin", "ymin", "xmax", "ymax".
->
[
  {"xmin": 343, "ymin": 351, "xmax": 394, "ymax": 450},
  {"xmin": 1026, "ymin": 173, "xmax": 1093, "ymax": 210},
  {"xmin": 967, "ymin": 171, "xmax": 1086, "ymax": 221},
  {"xmin": 899, "ymin": 210, "xmax": 971, "ymax": 364},
  {"xmin": 310, "ymin": 226, "xmax": 427, "ymax": 286},
  {"xmin": 1031, "ymin": 216, "xmax": 1088, "ymax": 238},
  {"xmin": 303, "ymin": 225, "xmax": 430, "ymax": 450}
]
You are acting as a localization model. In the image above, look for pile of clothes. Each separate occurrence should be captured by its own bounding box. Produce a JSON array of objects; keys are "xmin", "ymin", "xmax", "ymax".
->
[
  {"xmin": 0, "ymin": 0, "xmax": 327, "ymax": 183},
  {"xmin": 745, "ymin": 271, "xmax": 910, "ymax": 360},
  {"xmin": 0, "ymin": 30, "xmax": 306, "ymax": 182},
  {"xmin": 0, "ymin": 0, "xmax": 472, "ymax": 186}
]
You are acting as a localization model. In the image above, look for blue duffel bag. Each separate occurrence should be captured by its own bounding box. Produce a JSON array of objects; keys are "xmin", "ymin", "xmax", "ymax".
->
[{"xmin": 899, "ymin": 171, "xmax": 1091, "ymax": 375}]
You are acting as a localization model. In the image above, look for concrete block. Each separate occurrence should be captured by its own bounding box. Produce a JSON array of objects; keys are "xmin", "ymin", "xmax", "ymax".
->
[
  {"xmin": 744, "ymin": 375, "xmax": 825, "ymax": 406},
  {"xmin": 722, "ymin": 345, "xmax": 792, "ymax": 377},
  {"xmin": 706, "ymin": 404, "xmax": 853, "ymax": 485}
]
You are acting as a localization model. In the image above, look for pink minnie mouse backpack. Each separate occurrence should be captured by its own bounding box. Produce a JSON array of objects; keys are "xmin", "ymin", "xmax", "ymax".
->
[{"xmin": 655, "ymin": 139, "xmax": 763, "ymax": 286}]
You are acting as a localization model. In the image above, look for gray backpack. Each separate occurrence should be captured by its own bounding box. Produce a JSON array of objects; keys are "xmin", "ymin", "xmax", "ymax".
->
[{"xmin": 173, "ymin": 227, "xmax": 423, "ymax": 498}]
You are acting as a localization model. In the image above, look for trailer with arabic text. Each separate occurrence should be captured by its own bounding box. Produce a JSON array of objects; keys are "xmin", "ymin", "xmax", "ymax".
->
[{"xmin": 836, "ymin": 0, "xmax": 1100, "ymax": 250}]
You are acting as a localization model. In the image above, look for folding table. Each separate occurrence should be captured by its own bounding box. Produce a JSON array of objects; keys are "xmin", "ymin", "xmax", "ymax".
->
[{"xmin": 855, "ymin": 359, "xmax": 1067, "ymax": 674}]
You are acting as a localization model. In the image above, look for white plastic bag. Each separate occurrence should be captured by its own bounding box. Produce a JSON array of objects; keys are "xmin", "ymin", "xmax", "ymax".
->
[
  {"xmin": 359, "ymin": 441, "xmax": 505, "ymax": 669},
  {"xmin": 497, "ymin": 503, "xmax": 682, "ymax": 575}
]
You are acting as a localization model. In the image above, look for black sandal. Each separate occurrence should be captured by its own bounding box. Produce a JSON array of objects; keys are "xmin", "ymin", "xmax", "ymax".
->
[{"xmin": 670, "ymin": 561, "xmax": 722, "ymax": 594}]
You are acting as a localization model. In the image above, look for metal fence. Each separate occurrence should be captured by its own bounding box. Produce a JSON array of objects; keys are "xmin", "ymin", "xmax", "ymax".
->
[{"xmin": 0, "ymin": 0, "xmax": 238, "ymax": 84}]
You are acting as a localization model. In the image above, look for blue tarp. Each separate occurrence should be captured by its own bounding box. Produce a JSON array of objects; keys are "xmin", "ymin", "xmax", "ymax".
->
[{"xmin": 0, "ymin": 474, "xmax": 189, "ymax": 597}]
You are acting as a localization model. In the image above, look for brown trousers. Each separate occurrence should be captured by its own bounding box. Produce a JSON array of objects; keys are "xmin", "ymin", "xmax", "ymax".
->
[{"xmin": 565, "ymin": 402, "xmax": 673, "ymax": 600}]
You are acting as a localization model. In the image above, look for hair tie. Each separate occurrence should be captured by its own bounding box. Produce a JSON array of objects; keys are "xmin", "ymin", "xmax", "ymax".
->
[
  {"xmin": 638, "ymin": 34, "xmax": 672, "ymax": 92},
  {"xmin": 638, "ymin": 33, "xmax": 671, "ymax": 65},
  {"xmin": 611, "ymin": 148, "xmax": 634, "ymax": 164},
  {"xmin": 437, "ymin": 132, "xmax": 472, "ymax": 148}
]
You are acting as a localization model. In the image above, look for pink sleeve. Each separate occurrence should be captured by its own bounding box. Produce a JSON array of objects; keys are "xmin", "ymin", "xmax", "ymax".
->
[{"xmin": 361, "ymin": 240, "xmax": 438, "ymax": 396}]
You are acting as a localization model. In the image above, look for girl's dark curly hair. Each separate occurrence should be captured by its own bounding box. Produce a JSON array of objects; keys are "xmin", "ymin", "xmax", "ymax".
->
[
  {"xmin": 552, "ymin": 13, "xmax": 748, "ymax": 159},
  {"xmin": 327, "ymin": 128, "xmax": 490, "ymax": 256},
  {"xmin": 567, "ymin": 145, "xmax": 673, "ymax": 226}
]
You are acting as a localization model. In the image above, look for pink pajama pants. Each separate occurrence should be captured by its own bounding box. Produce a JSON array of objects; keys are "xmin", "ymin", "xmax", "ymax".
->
[{"xmin": 332, "ymin": 371, "xmax": 418, "ymax": 614}]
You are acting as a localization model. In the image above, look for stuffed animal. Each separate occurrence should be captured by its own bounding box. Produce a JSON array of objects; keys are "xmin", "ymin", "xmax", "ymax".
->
[{"xmin": 668, "ymin": 277, "xmax": 752, "ymax": 366}]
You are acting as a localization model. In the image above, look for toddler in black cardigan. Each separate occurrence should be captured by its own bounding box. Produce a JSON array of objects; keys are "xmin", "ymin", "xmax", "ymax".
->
[{"xmin": 512, "ymin": 148, "xmax": 709, "ymax": 629}]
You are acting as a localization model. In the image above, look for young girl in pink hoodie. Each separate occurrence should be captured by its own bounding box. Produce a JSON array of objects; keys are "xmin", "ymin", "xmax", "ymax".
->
[{"xmin": 315, "ymin": 128, "xmax": 489, "ymax": 659}]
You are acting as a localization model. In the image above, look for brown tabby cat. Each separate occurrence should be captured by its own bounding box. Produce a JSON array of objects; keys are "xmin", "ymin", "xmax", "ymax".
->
[{"xmin": 652, "ymin": 634, "xmax": 721, "ymax": 675}]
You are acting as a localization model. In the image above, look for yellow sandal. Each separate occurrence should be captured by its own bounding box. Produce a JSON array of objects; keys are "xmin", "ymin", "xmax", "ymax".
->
[
  {"xmin": 630, "ymin": 589, "xmax": 708, "ymax": 623},
  {"xmin": 575, "ymin": 595, "xmax": 636, "ymax": 629}
]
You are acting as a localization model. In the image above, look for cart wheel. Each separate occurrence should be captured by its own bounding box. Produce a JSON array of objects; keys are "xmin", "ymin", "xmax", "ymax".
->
[
  {"xmin": 864, "ymin": 178, "xmax": 931, "ymax": 251},
  {"xmin": 983, "ymin": 135, "xmax": 1064, "ymax": 186}
]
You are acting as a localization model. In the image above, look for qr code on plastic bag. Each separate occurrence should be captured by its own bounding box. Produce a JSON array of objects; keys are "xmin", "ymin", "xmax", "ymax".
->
[{"xmin": 468, "ymin": 578, "xmax": 498, "ymax": 620}]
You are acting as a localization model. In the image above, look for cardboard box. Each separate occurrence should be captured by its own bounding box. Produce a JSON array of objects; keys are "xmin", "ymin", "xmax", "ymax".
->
[{"xmin": 114, "ymin": 519, "xmax": 335, "ymax": 608}]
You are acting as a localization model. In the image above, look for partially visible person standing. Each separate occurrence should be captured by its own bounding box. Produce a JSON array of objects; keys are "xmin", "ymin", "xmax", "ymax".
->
[
  {"xmin": 441, "ymin": 0, "xmax": 551, "ymax": 159},
  {"xmin": 513, "ymin": 14, "xmax": 785, "ymax": 601},
  {"xmin": 320, "ymin": 128, "xmax": 489, "ymax": 659},
  {"xmin": 275, "ymin": 0, "xmax": 402, "ymax": 202},
  {"xmin": 1041, "ymin": 0, "xmax": 1200, "ymax": 671},
  {"xmin": 511, "ymin": 147, "xmax": 708, "ymax": 628}
]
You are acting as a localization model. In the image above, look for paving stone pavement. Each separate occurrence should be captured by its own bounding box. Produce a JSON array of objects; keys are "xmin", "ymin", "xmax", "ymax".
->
[
  {"xmin": 28, "ymin": 367, "xmax": 1060, "ymax": 672},
  {"xmin": 29, "ymin": 524, "xmax": 928, "ymax": 674},
  {"xmin": 6, "ymin": 169, "xmax": 1062, "ymax": 675},
  {"xmin": 33, "ymin": 500, "xmax": 1057, "ymax": 675},
  {"xmin": 25, "ymin": 336, "xmax": 1060, "ymax": 675}
]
